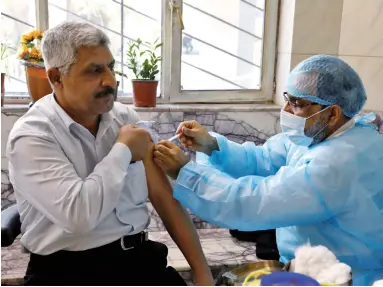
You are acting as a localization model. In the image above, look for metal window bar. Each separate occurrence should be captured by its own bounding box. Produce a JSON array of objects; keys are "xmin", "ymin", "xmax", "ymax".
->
[
  {"xmin": 48, "ymin": 1, "xmax": 261, "ymax": 90},
  {"xmin": 112, "ymin": 0, "xmax": 159, "ymax": 22},
  {"xmin": 48, "ymin": 2, "xmax": 151, "ymax": 49},
  {"xmin": 169, "ymin": 0, "xmax": 278, "ymax": 103},
  {"xmin": 182, "ymin": 61, "xmax": 246, "ymax": 89},
  {"xmin": 240, "ymin": 0, "xmax": 264, "ymax": 12},
  {"xmin": 0, "ymin": 12, "xmax": 34, "ymax": 28},
  {"xmin": 183, "ymin": 2, "xmax": 263, "ymax": 41},
  {"xmin": 182, "ymin": 32, "xmax": 261, "ymax": 68}
]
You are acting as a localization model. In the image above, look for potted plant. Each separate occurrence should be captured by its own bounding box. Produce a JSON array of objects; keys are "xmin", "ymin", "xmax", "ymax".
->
[
  {"xmin": 17, "ymin": 29, "xmax": 52, "ymax": 103},
  {"xmin": 126, "ymin": 38, "xmax": 162, "ymax": 107},
  {"xmin": 1, "ymin": 42, "xmax": 11, "ymax": 107}
]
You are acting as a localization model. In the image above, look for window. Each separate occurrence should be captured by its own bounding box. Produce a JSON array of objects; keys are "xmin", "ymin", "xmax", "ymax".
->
[
  {"xmin": 1, "ymin": 0, "xmax": 36, "ymax": 100},
  {"xmin": 1, "ymin": 0, "xmax": 278, "ymax": 104},
  {"xmin": 47, "ymin": 0, "xmax": 161, "ymax": 97},
  {"xmin": 167, "ymin": 0, "xmax": 278, "ymax": 103}
]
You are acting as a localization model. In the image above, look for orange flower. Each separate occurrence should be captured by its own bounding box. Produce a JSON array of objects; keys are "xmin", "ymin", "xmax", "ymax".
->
[
  {"xmin": 32, "ymin": 30, "xmax": 43, "ymax": 39},
  {"xmin": 17, "ymin": 44, "xmax": 28, "ymax": 59},
  {"xmin": 21, "ymin": 34, "xmax": 31, "ymax": 44},
  {"xmin": 30, "ymin": 47, "xmax": 38, "ymax": 54},
  {"xmin": 18, "ymin": 29, "xmax": 44, "ymax": 64},
  {"xmin": 21, "ymin": 30, "xmax": 42, "ymax": 44}
]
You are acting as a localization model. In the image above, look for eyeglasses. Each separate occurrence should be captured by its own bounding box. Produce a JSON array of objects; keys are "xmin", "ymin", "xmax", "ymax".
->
[{"xmin": 283, "ymin": 92, "xmax": 320, "ymax": 109}]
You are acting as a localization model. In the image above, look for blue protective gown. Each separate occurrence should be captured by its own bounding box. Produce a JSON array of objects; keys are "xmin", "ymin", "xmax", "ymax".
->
[{"xmin": 173, "ymin": 119, "xmax": 383, "ymax": 286}]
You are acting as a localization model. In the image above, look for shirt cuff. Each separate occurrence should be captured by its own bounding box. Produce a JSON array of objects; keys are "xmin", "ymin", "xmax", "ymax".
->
[{"xmin": 108, "ymin": 142, "xmax": 132, "ymax": 170}]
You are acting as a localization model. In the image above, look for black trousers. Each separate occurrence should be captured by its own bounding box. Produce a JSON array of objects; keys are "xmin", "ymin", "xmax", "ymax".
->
[
  {"xmin": 229, "ymin": 229, "xmax": 280, "ymax": 261},
  {"xmin": 24, "ymin": 240, "xmax": 186, "ymax": 286}
]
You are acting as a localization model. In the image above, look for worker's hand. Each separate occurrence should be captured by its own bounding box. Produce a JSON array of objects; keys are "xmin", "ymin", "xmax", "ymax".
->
[
  {"xmin": 176, "ymin": 120, "xmax": 218, "ymax": 155},
  {"xmin": 117, "ymin": 124, "xmax": 152, "ymax": 162},
  {"xmin": 153, "ymin": 141, "xmax": 189, "ymax": 179}
]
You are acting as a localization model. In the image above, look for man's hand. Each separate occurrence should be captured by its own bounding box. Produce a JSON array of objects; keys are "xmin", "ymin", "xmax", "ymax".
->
[
  {"xmin": 176, "ymin": 120, "xmax": 218, "ymax": 155},
  {"xmin": 194, "ymin": 272, "xmax": 214, "ymax": 286},
  {"xmin": 117, "ymin": 124, "xmax": 151, "ymax": 162},
  {"xmin": 153, "ymin": 141, "xmax": 189, "ymax": 179}
]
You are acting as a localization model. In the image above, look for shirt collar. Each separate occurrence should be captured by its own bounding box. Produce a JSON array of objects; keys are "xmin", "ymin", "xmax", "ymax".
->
[
  {"xmin": 50, "ymin": 94, "xmax": 115, "ymax": 132},
  {"xmin": 50, "ymin": 94, "xmax": 76, "ymax": 129}
]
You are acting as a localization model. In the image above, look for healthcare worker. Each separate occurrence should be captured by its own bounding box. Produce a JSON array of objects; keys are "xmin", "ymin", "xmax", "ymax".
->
[{"xmin": 153, "ymin": 55, "xmax": 383, "ymax": 286}]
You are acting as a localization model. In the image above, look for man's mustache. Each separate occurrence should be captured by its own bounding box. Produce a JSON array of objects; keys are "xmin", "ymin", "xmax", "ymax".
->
[{"xmin": 95, "ymin": 87, "xmax": 116, "ymax": 98}]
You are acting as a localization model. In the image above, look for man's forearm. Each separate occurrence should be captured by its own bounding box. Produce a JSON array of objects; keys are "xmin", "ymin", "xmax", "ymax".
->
[
  {"xmin": 143, "ymin": 152, "xmax": 213, "ymax": 284},
  {"xmin": 152, "ymin": 193, "xmax": 212, "ymax": 278}
]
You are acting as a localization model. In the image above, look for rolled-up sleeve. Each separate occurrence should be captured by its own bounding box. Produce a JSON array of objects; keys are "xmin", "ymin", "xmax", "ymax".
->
[
  {"xmin": 196, "ymin": 133, "xmax": 288, "ymax": 178},
  {"xmin": 8, "ymin": 135, "xmax": 132, "ymax": 234}
]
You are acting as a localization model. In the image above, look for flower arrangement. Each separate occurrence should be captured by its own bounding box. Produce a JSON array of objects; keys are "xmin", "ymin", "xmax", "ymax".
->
[{"xmin": 17, "ymin": 29, "xmax": 44, "ymax": 65}]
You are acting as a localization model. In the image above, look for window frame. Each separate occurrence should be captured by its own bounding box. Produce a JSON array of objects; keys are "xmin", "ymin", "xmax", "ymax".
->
[
  {"xmin": 164, "ymin": 0, "xmax": 279, "ymax": 104},
  {"xmin": 3, "ymin": 0, "xmax": 278, "ymax": 105}
]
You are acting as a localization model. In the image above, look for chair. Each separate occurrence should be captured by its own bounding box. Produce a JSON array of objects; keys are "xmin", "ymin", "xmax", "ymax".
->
[{"xmin": 1, "ymin": 204, "xmax": 21, "ymax": 247}]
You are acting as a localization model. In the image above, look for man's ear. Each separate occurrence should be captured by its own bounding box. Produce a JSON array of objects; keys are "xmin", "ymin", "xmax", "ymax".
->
[
  {"xmin": 47, "ymin": 68, "xmax": 62, "ymax": 90},
  {"xmin": 328, "ymin": 105, "xmax": 343, "ymax": 127}
]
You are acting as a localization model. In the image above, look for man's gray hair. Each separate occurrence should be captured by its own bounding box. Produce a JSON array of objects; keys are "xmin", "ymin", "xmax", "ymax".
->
[{"xmin": 42, "ymin": 21, "xmax": 110, "ymax": 75}]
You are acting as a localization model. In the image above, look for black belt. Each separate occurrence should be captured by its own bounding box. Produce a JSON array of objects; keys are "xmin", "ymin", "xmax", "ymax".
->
[
  {"xmin": 28, "ymin": 232, "xmax": 151, "ymax": 275},
  {"xmin": 30, "ymin": 231, "xmax": 150, "ymax": 264},
  {"xmin": 95, "ymin": 231, "xmax": 149, "ymax": 253},
  {"xmin": 119, "ymin": 231, "xmax": 148, "ymax": 251}
]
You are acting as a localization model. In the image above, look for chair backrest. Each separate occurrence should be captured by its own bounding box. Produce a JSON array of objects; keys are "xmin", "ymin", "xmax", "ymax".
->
[{"xmin": 1, "ymin": 204, "xmax": 21, "ymax": 247}]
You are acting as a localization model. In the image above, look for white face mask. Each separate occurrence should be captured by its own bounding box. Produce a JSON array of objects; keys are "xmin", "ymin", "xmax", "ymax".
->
[{"xmin": 280, "ymin": 104, "xmax": 331, "ymax": 146}]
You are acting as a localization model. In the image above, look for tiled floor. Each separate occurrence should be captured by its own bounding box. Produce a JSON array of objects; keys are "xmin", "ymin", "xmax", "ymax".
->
[{"xmin": 1, "ymin": 229, "xmax": 259, "ymax": 285}]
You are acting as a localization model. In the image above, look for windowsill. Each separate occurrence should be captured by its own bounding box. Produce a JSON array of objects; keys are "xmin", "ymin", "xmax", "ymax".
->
[{"xmin": 1, "ymin": 102, "xmax": 281, "ymax": 114}]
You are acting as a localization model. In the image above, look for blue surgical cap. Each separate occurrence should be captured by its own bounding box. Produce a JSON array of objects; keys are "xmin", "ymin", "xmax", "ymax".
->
[{"xmin": 286, "ymin": 55, "xmax": 367, "ymax": 118}]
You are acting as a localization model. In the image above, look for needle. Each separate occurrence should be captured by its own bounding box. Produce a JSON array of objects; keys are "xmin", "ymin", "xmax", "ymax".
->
[{"xmin": 167, "ymin": 134, "xmax": 181, "ymax": 142}]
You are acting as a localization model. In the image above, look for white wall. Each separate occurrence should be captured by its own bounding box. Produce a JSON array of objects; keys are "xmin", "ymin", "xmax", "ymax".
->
[
  {"xmin": 275, "ymin": 0, "xmax": 383, "ymax": 111},
  {"xmin": 338, "ymin": 0, "xmax": 383, "ymax": 110}
]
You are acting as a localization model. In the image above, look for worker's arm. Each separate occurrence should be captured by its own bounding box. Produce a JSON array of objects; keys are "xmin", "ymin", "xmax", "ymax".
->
[
  {"xmin": 176, "ymin": 120, "xmax": 288, "ymax": 178},
  {"xmin": 172, "ymin": 153, "xmax": 353, "ymax": 231},
  {"xmin": 197, "ymin": 132, "xmax": 289, "ymax": 178},
  {"xmin": 143, "ymin": 143, "xmax": 213, "ymax": 286}
]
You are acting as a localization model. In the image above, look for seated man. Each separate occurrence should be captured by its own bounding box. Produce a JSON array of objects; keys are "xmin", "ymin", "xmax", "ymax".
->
[
  {"xmin": 153, "ymin": 55, "xmax": 383, "ymax": 286},
  {"xmin": 6, "ymin": 21, "xmax": 212, "ymax": 286}
]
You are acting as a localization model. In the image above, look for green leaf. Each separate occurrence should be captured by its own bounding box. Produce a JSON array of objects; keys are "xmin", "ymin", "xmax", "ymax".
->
[
  {"xmin": 154, "ymin": 43, "xmax": 163, "ymax": 49},
  {"xmin": 143, "ymin": 49, "xmax": 153, "ymax": 56}
]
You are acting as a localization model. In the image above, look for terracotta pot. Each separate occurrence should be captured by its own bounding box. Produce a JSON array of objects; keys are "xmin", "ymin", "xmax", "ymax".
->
[
  {"xmin": 25, "ymin": 65, "xmax": 52, "ymax": 102},
  {"xmin": 1, "ymin": 73, "xmax": 4, "ymax": 107},
  {"xmin": 132, "ymin": 80, "xmax": 158, "ymax": 107}
]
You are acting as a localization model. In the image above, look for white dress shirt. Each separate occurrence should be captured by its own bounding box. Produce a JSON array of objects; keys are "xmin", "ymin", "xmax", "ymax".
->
[{"xmin": 7, "ymin": 94, "xmax": 150, "ymax": 255}]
